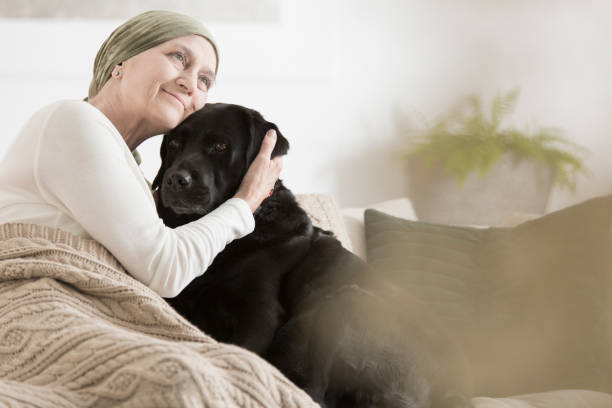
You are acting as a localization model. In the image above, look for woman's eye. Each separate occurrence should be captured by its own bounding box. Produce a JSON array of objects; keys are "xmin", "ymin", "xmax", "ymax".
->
[
  {"xmin": 198, "ymin": 76, "xmax": 213, "ymax": 91},
  {"xmin": 168, "ymin": 140, "xmax": 180, "ymax": 150},
  {"xmin": 214, "ymin": 143, "xmax": 227, "ymax": 152},
  {"xmin": 173, "ymin": 52, "xmax": 186, "ymax": 65}
]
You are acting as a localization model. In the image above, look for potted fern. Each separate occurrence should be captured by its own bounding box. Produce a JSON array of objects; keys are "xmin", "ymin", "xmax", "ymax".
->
[{"xmin": 404, "ymin": 89, "xmax": 587, "ymax": 226}]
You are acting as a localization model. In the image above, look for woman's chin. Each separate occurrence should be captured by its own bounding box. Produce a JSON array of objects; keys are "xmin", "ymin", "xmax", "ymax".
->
[
  {"xmin": 154, "ymin": 104, "xmax": 185, "ymax": 131},
  {"xmin": 166, "ymin": 113, "xmax": 185, "ymax": 129}
]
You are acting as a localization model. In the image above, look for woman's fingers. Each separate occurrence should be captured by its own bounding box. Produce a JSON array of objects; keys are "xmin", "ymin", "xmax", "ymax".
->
[
  {"xmin": 270, "ymin": 155, "xmax": 283, "ymax": 174},
  {"xmin": 233, "ymin": 129, "xmax": 284, "ymax": 212},
  {"xmin": 259, "ymin": 129, "xmax": 277, "ymax": 158}
]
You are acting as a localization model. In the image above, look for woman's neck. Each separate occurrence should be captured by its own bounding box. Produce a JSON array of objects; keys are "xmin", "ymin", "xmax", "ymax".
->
[{"xmin": 87, "ymin": 88, "xmax": 150, "ymax": 151}]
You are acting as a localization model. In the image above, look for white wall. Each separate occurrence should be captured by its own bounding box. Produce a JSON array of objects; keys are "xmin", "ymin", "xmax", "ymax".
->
[{"xmin": 1, "ymin": 0, "xmax": 612, "ymax": 210}]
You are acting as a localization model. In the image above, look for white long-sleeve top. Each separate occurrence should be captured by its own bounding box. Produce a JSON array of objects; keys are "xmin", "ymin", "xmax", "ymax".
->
[{"xmin": 0, "ymin": 100, "xmax": 255, "ymax": 297}]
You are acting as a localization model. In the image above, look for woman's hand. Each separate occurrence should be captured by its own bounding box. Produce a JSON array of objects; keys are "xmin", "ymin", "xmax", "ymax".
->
[{"xmin": 234, "ymin": 129, "xmax": 283, "ymax": 212}]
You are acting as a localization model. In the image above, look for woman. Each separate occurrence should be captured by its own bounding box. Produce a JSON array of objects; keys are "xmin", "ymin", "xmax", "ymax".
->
[
  {"xmin": 0, "ymin": 10, "xmax": 281, "ymax": 298},
  {"xmin": 0, "ymin": 11, "xmax": 316, "ymax": 407}
]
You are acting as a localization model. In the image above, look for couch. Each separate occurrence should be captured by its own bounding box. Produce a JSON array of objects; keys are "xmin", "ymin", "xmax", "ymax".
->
[{"xmin": 295, "ymin": 193, "xmax": 612, "ymax": 408}]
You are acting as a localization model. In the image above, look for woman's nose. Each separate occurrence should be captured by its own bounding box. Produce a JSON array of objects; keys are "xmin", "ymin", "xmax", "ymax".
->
[{"xmin": 176, "ymin": 76, "xmax": 194, "ymax": 95}]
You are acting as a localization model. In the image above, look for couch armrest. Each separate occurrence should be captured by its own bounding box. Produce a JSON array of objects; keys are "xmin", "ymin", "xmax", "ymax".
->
[{"xmin": 295, "ymin": 193, "xmax": 352, "ymax": 251}]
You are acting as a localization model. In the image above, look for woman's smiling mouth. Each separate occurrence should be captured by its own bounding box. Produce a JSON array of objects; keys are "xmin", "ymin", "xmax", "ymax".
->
[{"xmin": 162, "ymin": 89, "xmax": 185, "ymax": 110}]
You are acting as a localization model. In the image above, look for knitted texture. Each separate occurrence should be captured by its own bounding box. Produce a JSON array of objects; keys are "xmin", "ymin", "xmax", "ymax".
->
[
  {"xmin": 0, "ymin": 223, "xmax": 317, "ymax": 408},
  {"xmin": 295, "ymin": 193, "xmax": 352, "ymax": 251}
]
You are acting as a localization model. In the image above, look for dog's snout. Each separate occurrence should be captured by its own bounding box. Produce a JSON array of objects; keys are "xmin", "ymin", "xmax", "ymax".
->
[{"xmin": 166, "ymin": 170, "xmax": 192, "ymax": 191}]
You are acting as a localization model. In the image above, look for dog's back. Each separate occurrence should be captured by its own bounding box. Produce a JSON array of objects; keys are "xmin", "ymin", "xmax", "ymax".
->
[
  {"xmin": 260, "ymin": 187, "xmax": 472, "ymax": 407},
  {"xmin": 172, "ymin": 182, "xmax": 471, "ymax": 407}
]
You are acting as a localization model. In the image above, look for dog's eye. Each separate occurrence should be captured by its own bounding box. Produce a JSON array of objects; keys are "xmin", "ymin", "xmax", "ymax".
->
[
  {"xmin": 214, "ymin": 143, "xmax": 227, "ymax": 152},
  {"xmin": 168, "ymin": 140, "xmax": 181, "ymax": 150}
]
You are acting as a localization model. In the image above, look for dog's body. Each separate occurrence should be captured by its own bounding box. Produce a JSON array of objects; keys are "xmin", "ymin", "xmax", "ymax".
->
[{"xmin": 153, "ymin": 103, "xmax": 472, "ymax": 408}]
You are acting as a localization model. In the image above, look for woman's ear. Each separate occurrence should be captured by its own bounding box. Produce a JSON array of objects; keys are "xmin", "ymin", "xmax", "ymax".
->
[{"xmin": 112, "ymin": 62, "xmax": 123, "ymax": 78}]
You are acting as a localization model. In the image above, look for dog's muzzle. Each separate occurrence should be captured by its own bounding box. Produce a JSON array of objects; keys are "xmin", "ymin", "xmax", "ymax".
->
[
  {"xmin": 165, "ymin": 169, "xmax": 192, "ymax": 192},
  {"xmin": 160, "ymin": 169, "xmax": 214, "ymax": 215}
]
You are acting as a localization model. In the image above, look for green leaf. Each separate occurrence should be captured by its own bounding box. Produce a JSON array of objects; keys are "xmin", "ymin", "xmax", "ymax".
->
[{"xmin": 403, "ymin": 88, "xmax": 588, "ymax": 191}]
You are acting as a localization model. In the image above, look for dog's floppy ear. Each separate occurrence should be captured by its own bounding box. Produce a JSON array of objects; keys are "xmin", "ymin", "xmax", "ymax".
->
[
  {"xmin": 152, "ymin": 133, "xmax": 169, "ymax": 191},
  {"xmin": 245, "ymin": 109, "xmax": 290, "ymax": 164}
]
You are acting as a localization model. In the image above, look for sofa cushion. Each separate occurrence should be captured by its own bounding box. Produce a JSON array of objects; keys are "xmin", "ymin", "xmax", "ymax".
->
[
  {"xmin": 364, "ymin": 195, "xmax": 612, "ymax": 397},
  {"xmin": 473, "ymin": 390, "xmax": 612, "ymax": 408},
  {"xmin": 341, "ymin": 197, "xmax": 417, "ymax": 260}
]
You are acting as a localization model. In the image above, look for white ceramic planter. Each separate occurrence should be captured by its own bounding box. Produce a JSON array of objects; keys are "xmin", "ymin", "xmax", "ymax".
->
[{"xmin": 408, "ymin": 153, "xmax": 555, "ymax": 226}]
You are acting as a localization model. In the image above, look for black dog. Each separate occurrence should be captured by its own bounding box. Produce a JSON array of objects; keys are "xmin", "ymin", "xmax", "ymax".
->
[{"xmin": 153, "ymin": 103, "xmax": 472, "ymax": 408}]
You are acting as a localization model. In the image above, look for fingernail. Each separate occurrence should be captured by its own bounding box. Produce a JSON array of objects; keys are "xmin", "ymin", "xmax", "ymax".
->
[{"xmin": 267, "ymin": 130, "xmax": 277, "ymax": 138}]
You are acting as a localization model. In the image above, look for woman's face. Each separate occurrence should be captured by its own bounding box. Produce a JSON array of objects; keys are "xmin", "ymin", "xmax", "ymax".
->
[{"xmin": 119, "ymin": 34, "xmax": 217, "ymax": 132}]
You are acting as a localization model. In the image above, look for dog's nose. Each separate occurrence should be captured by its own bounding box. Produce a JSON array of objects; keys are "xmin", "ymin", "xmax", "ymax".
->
[{"xmin": 166, "ymin": 170, "xmax": 192, "ymax": 191}]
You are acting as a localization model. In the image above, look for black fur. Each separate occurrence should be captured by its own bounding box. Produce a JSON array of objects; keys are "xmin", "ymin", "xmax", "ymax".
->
[{"xmin": 154, "ymin": 103, "xmax": 472, "ymax": 408}]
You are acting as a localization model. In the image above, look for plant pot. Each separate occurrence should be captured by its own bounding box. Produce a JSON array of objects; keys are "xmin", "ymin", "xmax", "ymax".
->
[{"xmin": 407, "ymin": 153, "xmax": 555, "ymax": 226}]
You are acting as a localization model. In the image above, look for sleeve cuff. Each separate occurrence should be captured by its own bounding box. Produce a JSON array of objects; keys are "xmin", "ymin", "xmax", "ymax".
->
[{"xmin": 224, "ymin": 197, "xmax": 255, "ymax": 237}]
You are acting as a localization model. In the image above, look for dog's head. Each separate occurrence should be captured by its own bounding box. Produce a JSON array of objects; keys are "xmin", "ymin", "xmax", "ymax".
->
[{"xmin": 152, "ymin": 103, "xmax": 289, "ymax": 227}]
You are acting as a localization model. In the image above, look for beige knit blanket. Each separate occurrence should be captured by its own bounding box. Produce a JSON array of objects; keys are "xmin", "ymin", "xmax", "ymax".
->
[{"xmin": 0, "ymin": 223, "xmax": 317, "ymax": 408}]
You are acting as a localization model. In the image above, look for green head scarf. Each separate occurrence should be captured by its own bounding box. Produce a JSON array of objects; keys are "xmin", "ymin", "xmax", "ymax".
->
[{"xmin": 87, "ymin": 10, "xmax": 219, "ymax": 99}]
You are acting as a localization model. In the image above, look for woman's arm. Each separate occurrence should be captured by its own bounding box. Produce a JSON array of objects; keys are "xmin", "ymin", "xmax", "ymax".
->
[{"xmin": 35, "ymin": 101, "xmax": 257, "ymax": 297}]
